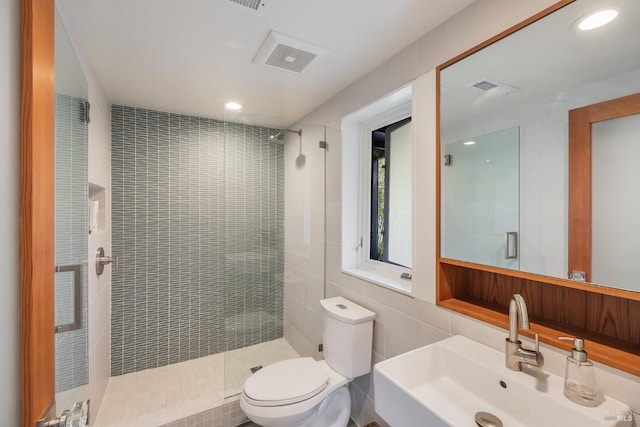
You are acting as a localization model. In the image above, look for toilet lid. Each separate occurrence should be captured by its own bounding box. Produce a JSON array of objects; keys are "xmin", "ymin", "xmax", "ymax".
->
[{"xmin": 243, "ymin": 357, "xmax": 329, "ymax": 406}]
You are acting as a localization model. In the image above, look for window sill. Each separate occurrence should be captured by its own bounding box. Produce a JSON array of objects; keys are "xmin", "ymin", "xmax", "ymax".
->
[{"xmin": 343, "ymin": 267, "xmax": 413, "ymax": 297}]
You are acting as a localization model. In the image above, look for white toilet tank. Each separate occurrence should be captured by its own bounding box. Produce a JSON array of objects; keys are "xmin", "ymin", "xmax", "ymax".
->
[{"xmin": 320, "ymin": 296, "xmax": 375, "ymax": 379}]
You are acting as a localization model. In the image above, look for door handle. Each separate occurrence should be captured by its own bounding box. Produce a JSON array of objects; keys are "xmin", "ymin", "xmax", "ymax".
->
[
  {"xmin": 54, "ymin": 264, "xmax": 83, "ymax": 333},
  {"xmin": 504, "ymin": 231, "xmax": 518, "ymax": 260}
]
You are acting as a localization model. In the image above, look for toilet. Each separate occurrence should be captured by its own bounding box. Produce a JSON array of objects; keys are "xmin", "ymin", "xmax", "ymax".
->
[{"xmin": 240, "ymin": 296, "xmax": 375, "ymax": 427}]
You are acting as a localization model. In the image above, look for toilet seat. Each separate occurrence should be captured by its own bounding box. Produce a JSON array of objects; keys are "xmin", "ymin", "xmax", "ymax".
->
[
  {"xmin": 241, "ymin": 360, "xmax": 351, "ymax": 427},
  {"xmin": 243, "ymin": 357, "xmax": 329, "ymax": 407}
]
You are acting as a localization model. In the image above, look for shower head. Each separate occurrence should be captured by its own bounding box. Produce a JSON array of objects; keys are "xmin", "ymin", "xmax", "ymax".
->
[{"xmin": 269, "ymin": 129, "xmax": 302, "ymax": 140}]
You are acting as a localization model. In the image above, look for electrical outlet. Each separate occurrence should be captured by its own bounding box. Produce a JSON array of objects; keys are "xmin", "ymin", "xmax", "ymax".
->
[{"xmin": 318, "ymin": 343, "xmax": 323, "ymax": 352}]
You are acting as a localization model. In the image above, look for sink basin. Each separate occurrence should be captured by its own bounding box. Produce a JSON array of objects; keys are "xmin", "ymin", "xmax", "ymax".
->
[{"xmin": 374, "ymin": 335, "xmax": 631, "ymax": 427}]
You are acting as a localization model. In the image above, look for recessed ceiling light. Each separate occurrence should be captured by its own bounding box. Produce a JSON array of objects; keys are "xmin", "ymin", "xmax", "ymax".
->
[
  {"xmin": 225, "ymin": 102, "xmax": 242, "ymax": 110},
  {"xmin": 578, "ymin": 9, "xmax": 618, "ymax": 31},
  {"xmin": 463, "ymin": 141, "xmax": 476, "ymax": 146}
]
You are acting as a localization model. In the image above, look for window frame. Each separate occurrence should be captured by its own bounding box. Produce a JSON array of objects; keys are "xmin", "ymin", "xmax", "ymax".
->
[{"xmin": 341, "ymin": 84, "xmax": 414, "ymax": 296}]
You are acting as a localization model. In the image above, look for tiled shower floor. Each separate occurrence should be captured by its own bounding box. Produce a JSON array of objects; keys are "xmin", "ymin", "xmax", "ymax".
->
[{"xmin": 94, "ymin": 338, "xmax": 298, "ymax": 427}]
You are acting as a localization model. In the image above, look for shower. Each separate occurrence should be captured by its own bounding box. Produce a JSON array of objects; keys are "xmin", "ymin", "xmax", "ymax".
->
[
  {"xmin": 269, "ymin": 128, "xmax": 302, "ymax": 140},
  {"xmin": 270, "ymin": 129, "xmax": 305, "ymax": 168},
  {"xmin": 101, "ymin": 116, "xmax": 330, "ymax": 425}
]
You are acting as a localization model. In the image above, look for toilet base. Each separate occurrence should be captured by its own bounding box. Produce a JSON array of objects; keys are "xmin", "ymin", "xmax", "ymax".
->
[
  {"xmin": 307, "ymin": 385, "xmax": 351, "ymax": 427},
  {"xmin": 241, "ymin": 384, "xmax": 351, "ymax": 427}
]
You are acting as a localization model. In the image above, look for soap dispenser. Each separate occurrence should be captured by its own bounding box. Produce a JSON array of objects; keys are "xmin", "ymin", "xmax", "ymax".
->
[{"xmin": 559, "ymin": 336, "xmax": 598, "ymax": 407}]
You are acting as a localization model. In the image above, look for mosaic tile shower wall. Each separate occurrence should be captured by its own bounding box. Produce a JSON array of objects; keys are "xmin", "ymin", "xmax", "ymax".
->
[
  {"xmin": 54, "ymin": 94, "xmax": 89, "ymax": 392},
  {"xmin": 111, "ymin": 105, "xmax": 284, "ymax": 376}
]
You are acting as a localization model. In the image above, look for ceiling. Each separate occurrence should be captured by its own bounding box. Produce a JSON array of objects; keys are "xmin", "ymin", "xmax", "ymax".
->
[{"xmin": 56, "ymin": 0, "xmax": 475, "ymax": 128}]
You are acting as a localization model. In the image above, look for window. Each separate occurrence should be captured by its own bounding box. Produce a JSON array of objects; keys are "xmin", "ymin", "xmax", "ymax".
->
[
  {"xmin": 341, "ymin": 85, "xmax": 413, "ymax": 294},
  {"xmin": 370, "ymin": 118, "xmax": 412, "ymax": 268}
]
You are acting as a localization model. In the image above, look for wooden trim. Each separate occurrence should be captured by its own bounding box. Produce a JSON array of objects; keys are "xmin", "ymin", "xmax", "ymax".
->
[
  {"xmin": 21, "ymin": 0, "xmax": 56, "ymax": 425},
  {"xmin": 568, "ymin": 92, "xmax": 640, "ymax": 281},
  {"xmin": 568, "ymin": 107, "xmax": 592, "ymax": 281},
  {"xmin": 439, "ymin": 258, "xmax": 640, "ymax": 301}
]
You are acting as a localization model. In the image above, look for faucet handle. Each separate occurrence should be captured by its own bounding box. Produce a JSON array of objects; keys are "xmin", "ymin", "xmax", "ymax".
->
[{"xmin": 534, "ymin": 332, "xmax": 545, "ymax": 367}]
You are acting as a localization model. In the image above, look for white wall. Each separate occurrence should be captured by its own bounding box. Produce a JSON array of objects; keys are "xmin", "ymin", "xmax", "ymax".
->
[
  {"xmin": 285, "ymin": 0, "xmax": 640, "ymax": 425},
  {"xmin": 0, "ymin": 0, "xmax": 21, "ymax": 423}
]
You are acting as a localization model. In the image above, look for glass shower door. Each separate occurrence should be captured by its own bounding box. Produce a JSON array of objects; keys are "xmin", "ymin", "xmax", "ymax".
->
[
  {"xmin": 54, "ymin": 8, "xmax": 89, "ymax": 411},
  {"xmin": 222, "ymin": 117, "xmax": 327, "ymax": 398}
]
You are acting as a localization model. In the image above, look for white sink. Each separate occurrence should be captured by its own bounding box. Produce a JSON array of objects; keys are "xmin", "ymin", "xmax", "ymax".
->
[{"xmin": 374, "ymin": 335, "xmax": 631, "ymax": 427}]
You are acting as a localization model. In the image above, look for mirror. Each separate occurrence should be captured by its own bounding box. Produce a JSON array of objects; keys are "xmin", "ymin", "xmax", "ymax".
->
[
  {"xmin": 54, "ymin": 7, "xmax": 89, "ymax": 410},
  {"xmin": 440, "ymin": 0, "xmax": 640, "ymax": 292}
]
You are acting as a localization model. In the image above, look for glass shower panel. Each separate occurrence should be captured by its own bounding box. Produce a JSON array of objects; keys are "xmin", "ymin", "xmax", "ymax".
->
[
  {"xmin": 442, "ymin": 127, "xmax": 520, "ymax": 270},
  {"xmin": 222, "ymin": 117, "xmax": 326, "ymax": 398},
  {"xmin": 54, "ymin": 9, "xmax": 89, "ymax": 406},
  {"xmin": 280, "ymin": 123, "xmax": 327, "ymax": 355}
]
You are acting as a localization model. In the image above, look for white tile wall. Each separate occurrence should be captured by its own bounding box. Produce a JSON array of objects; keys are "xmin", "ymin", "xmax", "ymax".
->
[
  {"xmin": 85, "ymin": 51, "xmax": 113, "ymax": 419},
  {"xmin": 283, "ymin": 123, "xmax": 328, "ymax": 362}
]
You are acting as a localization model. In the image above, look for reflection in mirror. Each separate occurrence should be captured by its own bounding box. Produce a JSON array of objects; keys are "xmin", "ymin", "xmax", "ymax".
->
[
  {"xmin": 592, "ymin": 112, "xmax": 640, "ymax": 291},
  {"xmin": 441, "ymin": 127, "xmax": 519, "ymax": 269},
  {"xmin": 54, "ymin": 7, "xmax": 89, "ymax": 410},
  {"xmin": 440, "ymin": 0, "xmax": 640, "ymax": 292}
]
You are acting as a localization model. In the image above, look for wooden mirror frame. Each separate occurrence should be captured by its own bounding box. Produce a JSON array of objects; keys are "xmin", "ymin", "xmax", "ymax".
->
[{"xmin": 436, "ymin": 0, "xmax": 640, "ymax": 377}]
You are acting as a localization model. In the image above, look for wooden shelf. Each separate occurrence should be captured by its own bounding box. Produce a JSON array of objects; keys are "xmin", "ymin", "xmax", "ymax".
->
[{"xmin": 437, "ymin": 259, "xmax": 640, "ymax": 377}]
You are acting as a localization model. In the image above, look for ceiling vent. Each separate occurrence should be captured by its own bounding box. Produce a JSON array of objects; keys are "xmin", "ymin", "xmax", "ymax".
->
[
  {"xmin": 253, "ymin": 31, "xmax": 329, "ymax": 74},
  {"xmin": 472, "ymin": 80, "xmax": 498, "ymax": 91},
  {"xmin": 225, "ymin": 0, "xmax": 268, "ymax": 14},
  {"xmin": 468, "ymin": 78, "xmax": 519, "ymax": 96}
]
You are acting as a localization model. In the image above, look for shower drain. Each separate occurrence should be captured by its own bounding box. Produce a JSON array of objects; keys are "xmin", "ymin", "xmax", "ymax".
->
[{"xmin": 250, "ymin": 365, "xmax": 263, "ymax": 373}]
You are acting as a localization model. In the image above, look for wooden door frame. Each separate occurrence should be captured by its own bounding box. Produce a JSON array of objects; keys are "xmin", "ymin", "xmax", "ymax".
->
[
  {"xmin": 21, "ymin": 0, "xmax": 56, "ymax": 425},
  {"xmin": 568, "ymin": 92, "xmax": 640, "ymax": 281}
]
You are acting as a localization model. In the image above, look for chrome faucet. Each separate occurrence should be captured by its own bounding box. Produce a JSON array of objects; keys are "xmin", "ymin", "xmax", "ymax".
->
[{"xmin": 505, "ymin": 294, "xmax": 544, "ymax": 371}]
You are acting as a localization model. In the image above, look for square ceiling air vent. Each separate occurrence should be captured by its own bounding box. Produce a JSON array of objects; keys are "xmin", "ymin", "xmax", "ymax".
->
[
  {"xmin": 226, "ymin": 0, "xmax": 267, "ymax": 14},
  {"xmin": 472, "ymin": 80, "xmax": 498, "ymax": 91},
  {"xmin": 254, "ymin": 31, "xmax": 329, "ymax": 74},
  {"xmin": 468, "ymin": 78, "xmax": 519, "ymax": 96}
]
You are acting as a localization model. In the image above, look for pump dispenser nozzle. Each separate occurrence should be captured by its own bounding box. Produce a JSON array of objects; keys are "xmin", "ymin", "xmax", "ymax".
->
[{"xmin": 559, "ymin": 336, "xmax": 587, "ymax": 362}]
